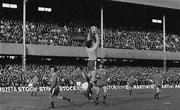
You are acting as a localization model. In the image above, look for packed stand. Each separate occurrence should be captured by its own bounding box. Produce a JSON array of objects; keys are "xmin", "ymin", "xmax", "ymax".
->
[
  {"xmin": 1, "ymin": 19, "xmax": 180, "ymax": 52},
  {"xmin": 0, "ymin": 64, "xmax": 80, "ymax": 87},
  {"xmin": 0, "ymin": 19, "xmax": 84, "ymax": 46},
  {"xmin": 0, "ymin": 63, "xmax": 180, "ymax": 87},
  {"xmin": 103, "ymin": 28, "xmax": 180, "ymax": 52},
  {"xmin": 106, "ymin": 66, "xmax": 180, "ymax": 86}
]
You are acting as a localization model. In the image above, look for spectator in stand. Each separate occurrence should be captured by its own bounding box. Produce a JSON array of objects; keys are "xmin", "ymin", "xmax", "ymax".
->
[
  {"xmin": 0, "ymin": 62, "xmax": 180, "ymax": 87},
  {"xmin": 1, "ymin": 18, "xmax": 180, "ymax": 52}
]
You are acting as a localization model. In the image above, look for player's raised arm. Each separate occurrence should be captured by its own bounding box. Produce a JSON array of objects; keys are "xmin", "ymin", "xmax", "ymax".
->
[
  {"xmin": 94, "ymin": 33, "xmax": 99, "ymax": 48},
  {"xmin": 87, "ymin": 28, "xmax": 99, "ymax": 52},
  {"xmin": 87, "ymin": 26, "xmax": 96, "ymax": 41},
  {"xmin": 87, "ymin": 32, "xmax": 91, "ymax": 41}
]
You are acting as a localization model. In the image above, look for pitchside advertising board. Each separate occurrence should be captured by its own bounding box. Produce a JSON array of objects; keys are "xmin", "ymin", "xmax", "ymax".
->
[{"xmin": 1, "ymin": 85, "xmax": 180, "ymax": 92}]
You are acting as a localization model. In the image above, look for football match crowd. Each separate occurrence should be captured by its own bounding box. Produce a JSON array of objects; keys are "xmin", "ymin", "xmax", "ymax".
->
[
  {"xmin": 0, "ymin": 62, "xmax": 179, "ymax": 87},
  {"xmin": 1, "ymin": 19, "xmax": 180, "ymax": 52}
]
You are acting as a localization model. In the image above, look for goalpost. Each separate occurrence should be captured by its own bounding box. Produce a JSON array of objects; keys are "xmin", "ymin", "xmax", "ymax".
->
[
  {"xmin": 22, "ymin": 0, "xmax": 27, "ymax": 71},
  {"xmin": 163, "ymin": 15, "xmax": 167, "ymax": 73}
]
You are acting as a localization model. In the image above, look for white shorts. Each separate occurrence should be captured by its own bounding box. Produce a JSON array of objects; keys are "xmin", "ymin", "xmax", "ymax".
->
[
  {"xmin": 76, "ymin": 82, "xmax": 82, "ymax": 86},
  {"xmin": 81, "ymin": 82, "xmax": 89, "ymax": 91},
  {"xmin": 28, "ymin": 83, "xmax": 33, "ymax": 87}
]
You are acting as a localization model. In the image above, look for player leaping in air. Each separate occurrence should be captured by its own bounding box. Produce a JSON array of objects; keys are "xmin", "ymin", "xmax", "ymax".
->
[
  {"xmin": 49, "ymin": 65, "xmax": 72, "ymax": 108},
  {"xmin": 85, "ymin": 26, "xmax": 99, "ymax": 100}
]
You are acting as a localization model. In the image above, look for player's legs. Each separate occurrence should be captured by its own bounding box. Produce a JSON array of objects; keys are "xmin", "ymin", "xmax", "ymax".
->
[
  {"xmin": 30, "ymin": 91, "xmax": 34, "ymax": 96},
  {"xmin": 34, "ymin": 85, "xmax": 38, "ymax": 96},
  {"xmin": 154, "ymin": 86, "xmax": 156, "ymax": 99},
  {"xmin": 154, "ymin": 85, "xmax": 161, "ymax": 99},
  {"xmin": 173, "ymin": 81, "xmax": 175, "ymax": 88},
  {"xmin": 156, "ymin": 86, "xmax": 161, "ymax": 99},
  {"xmin": 49, "ymin": 87, "xmax": 72, "ymax": 108},
  {"xmin": 54, "ymin": 86, "xmax": 72, "ymax": 103},
  {"xmin": 175, "ymin": 81, "xmax": 178, "ymax": 88},
  {"xmin": 102, "ymin": 86, "xmax": 107, "ymax": 104},
  {"xmin": 86, "ymin": 60, "xmax": 96, "ymax": 100},
  {"xmin": 28, "ymin": 83, "xmax": 34, "ymax": 96},
  {"xmin": 94, "ymin": 86, "xmax": 100, "ymax": 105},
  {"xmin": 75, "ymin": 82, "xmax": 81, "ymax": 94},
  {"xmin": 87, "ymin": 81, "xmax": 94, "ymax": 94},
  {"xmin": 84, "ymin": 82, "xmax": 93, "ymax": 100},
  {"xmin": 86, "ymin": 71, "xmax": 95, "ymax": 100},
  {"xmin": 31, "ymin": 90, "xmax": 37, "ymax": 96},
  {"xmin": 129, "ymin": 85, "xmax": 133, "ymax": 95},
  {"xmin": 49, "ymin": 88, "xmax": 55, "ymax": 108},
  {"xmin": 154, "ymin": 87, "xmax": 159, "ymax": 99}
]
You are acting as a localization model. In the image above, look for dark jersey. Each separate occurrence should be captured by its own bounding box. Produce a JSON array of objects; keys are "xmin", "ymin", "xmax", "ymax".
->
[
  {"xmin": 31, "ymin": 76, "xmax": 38, "ymax": 87},
  {"xmin": 74, "ymin": 71, "xmax": 87, "ymax": 83},
  {"xmin": 96, "ymin": 69, "xmax": 109, "ymax": 87},
  {"xmin": 127, "ymin": 77, "xmax": 137, "ymax": 85},
  {"xmin": 153, "ymin": 74, "xmax": 163, "ymax": 86},
  {"xmin": 50, "ymin": 72, "xmax": 60, "ymax": 96},
  {"xmin": 50, "ymin": 72, "xmax": 58, "ymax": 88},
  {"xmin": 31, "ymin": 76, "xmax": 38, "ymax": 84},
  {"xmin": 173, "ymin": 75, "xmax": 179, "ymax": 82}
]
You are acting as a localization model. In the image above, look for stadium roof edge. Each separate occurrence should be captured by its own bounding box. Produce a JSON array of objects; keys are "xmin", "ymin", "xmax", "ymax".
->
[{"xmin": 111, "ymin": 0, "xmax": 180, "ymax": 10}]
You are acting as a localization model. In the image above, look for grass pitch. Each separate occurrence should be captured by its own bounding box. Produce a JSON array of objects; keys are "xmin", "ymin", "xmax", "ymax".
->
[{"xmin": 0, "ymin": 88, "xmax": 179, "ymax": 110}]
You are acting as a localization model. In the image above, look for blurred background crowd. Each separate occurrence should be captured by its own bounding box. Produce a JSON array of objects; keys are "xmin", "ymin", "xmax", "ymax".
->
[
  {"xmin": 1, "ymin": 19, "xmax": 180, "ymax": 52},
  {"xmin": 0, "ymin": 58, "xmax": 179, "ymax": 87}
]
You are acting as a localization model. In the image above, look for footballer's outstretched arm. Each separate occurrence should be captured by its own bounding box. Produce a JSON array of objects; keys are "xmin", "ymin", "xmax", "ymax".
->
[
  {"xmin": 87, "ymin": 33, "xmax": 99, "ymax": 52},
  {"xmin": 87, "ymin": 32, "xmax": 91, "ymax": 41},
  {"xmin": 94, "ymin": 33, "xmax": 99, "ymax": 47}
]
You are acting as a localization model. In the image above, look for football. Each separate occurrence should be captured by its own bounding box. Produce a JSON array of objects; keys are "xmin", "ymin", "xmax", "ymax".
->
[{"xmin": 90, "ymin": 26, "xmax": 97, "ymax": 33}]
